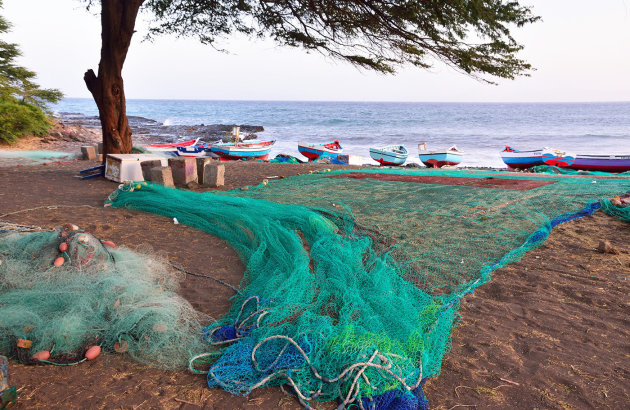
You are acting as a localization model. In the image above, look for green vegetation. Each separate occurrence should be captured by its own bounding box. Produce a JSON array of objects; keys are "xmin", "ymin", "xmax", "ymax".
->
[{"xmin": 0, "ymin": 0, "xmax": 62, "ymax": 144}]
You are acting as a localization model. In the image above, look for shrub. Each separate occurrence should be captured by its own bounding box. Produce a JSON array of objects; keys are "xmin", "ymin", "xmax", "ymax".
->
[{"xmin": 0, "ymin": 98, "xmax": 53, "ymax": 144}]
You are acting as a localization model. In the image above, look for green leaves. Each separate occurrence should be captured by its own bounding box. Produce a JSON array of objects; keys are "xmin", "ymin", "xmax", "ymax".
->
[
  {"xmin": 138, "ymin": 0, "xmax": 539, "ymax": 80},
  {"xmin": 0, "ymin": 0, "xmax": 60, "ymax": 142}
]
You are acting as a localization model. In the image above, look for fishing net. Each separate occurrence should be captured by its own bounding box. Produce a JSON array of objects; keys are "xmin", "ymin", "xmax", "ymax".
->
[
  {"xmin": 0, "ymin": 150, "xmax": 76, "ymax": 167},
  {"xmin": 0, "ymin": 224, "xmax": 206, "ymax": 369},
  {"xmin": 105, "ymin": 168, "xmax": 630, "ymax": 408},
  {"xmin": 530, "ymin": 164, "xmax": 630, "ymax": 176}
]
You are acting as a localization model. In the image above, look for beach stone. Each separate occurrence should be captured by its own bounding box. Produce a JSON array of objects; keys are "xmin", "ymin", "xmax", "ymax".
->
[
  {"xmin": 81, "ymin": 146, "xmax": 97, "ymax": 160},
  {"xmin": 203, "ymin": 163, "xmax": 225, "ymax": 188},
  {"xmin": 168, "ymin": 157, "xmax": 197, "ymax": 186},
  {"xmin": 141, "ymin": 160, "xmax": 163, "ymax": 181},
  {"xmin": 150, "ymin": 167, "xmax": 174, "ymax": 188},
  {"xmin": 196, "ymin": 157, "xmax": 216, "ymax": 185},
  {"xmin": 597, "ymin": 240, "xmax": 619, "ymax": 255}
]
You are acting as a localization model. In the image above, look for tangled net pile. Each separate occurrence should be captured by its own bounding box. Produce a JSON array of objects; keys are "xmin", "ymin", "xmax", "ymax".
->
[
  {"xmin": 0, "ymin": 224, "xmax": 206, "ymax": 369},
  {"xmin": 106, "ymin": 168, "xmax": 630, "ymax": 408}
]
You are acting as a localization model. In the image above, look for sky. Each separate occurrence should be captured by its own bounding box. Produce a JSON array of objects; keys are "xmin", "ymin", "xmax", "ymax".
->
[{"xmin": 3, "ymin": 0, "xmax": 630, "ymax": 102}]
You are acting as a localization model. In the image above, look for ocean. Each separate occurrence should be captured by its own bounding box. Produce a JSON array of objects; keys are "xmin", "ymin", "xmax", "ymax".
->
[{"xmin": 54, "ymin": 99, "xmax": 630, "ymax": 168}]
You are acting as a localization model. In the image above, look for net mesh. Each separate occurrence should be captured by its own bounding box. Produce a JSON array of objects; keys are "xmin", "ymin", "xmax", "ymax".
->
[
  {"xmin": 0, "ymin": 150, "xmax": 76, "ymax": 167},
  {"xmin": 104, "ymin": 169, "xmax": 629, "ymax": 407},
  {"xmin": 0, "ymin": 225, "xmax": 206, "ymax": 369}
]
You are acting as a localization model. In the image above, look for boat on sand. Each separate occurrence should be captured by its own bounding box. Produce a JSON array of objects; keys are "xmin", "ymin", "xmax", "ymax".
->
[
  {"xmin": 418, "ymin": 143, "xmax": 463, "ymax": 168},
  {"xmin": 369, "ymin": 145, "xmax": 408, "ymax": 166},
  {"xmin": 298, "ymin": 140, "xmax": 343, "ymax": 161},
  {"xmin": 500, "ymin": 146, "xmax": 576, "ymax": 169},
  {"xmin": 210, "ymin": 140, "xmax": 275, "ymax": 161}
]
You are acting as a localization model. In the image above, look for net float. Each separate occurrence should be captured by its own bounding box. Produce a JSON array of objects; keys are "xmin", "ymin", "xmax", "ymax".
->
[
  {"xmin": 53, "ymin": 256, "xmax": 65, "ymax": 267},
  {"xmin": 59, "ymin": 231, "xmax": 68, "ymax": 238},
  {"xmin": 84, "ymin": 345, "xmax": 101, "ymax": 360},
  {"xmin": 77, "ymin": 234, "xmax": 89, "ymax": 243},
  {"xmin": 59, "ymin": 242, "xmax": 68, "ymax": 252},
  {"xmin": 102, "ymin": 240, "xmax": 117, "ymax": 249},
  {"xmin": 32, "ymin": 351, "xmax": 50, "ymax": 361},
  {"xmin": 113, "ymin": 340, "xmax": 128, "ymax": 353},
  {"xmin": 16, "ymin": 339, "xmax": 33, "ymax": 349}
]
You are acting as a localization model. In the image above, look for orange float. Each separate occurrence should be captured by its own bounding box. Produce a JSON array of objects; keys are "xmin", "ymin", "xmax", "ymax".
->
[
  {"xmin": 84, "ymin": 345, "xmax": 101, "ymax": 360},
  {"xmin": 32, "ymin": 351, "xmax": 51, "ymax": 361}
]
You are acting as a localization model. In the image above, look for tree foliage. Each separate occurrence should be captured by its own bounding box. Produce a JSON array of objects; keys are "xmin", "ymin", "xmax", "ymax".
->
[
  {"xmin": 0, "ymin": 1, "xmax": 63, "ymax": 112},
  {"xmin": 79, "ymin": 0, "xmax": 539, "ymax": 156},
  {"xmin": 140, "ymin": 0, "xmax": 540, "ymax": 81}
]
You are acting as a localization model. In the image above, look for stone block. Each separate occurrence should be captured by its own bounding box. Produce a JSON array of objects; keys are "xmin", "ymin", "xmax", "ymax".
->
[
  {"xmin": 196, "ymin": 157, "xmax": 217, "ymax": 185},
  {"xmin": 168, "ymin": 157, "xmax": 197, "ymax": 186},
  {"xmin": 203, "ymin": 163, "xmax": 225, "ymax": 188},
  {"xmin": 97, "ymin": 142, "xmax": 103, "ymax": 154},
  {"xmin": 150, "ymin": 167, "xmax": 174, "ymax": 188},
  {"xmin": 81, "ymin": 145, "xmax": 97, "ymax": 160},
  {"xmin": 97, "ymin": 154, "xmax": 103, "ymax": 162},
  {"xmin": 140, "ymin": 160, "xmax": 164, "ymax": 181}
]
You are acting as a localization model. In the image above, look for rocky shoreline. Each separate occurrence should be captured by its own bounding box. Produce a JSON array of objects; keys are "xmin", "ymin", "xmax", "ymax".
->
[{"xmin": 1, "ymin": 112, "xmax": 265, "ymax": 153}]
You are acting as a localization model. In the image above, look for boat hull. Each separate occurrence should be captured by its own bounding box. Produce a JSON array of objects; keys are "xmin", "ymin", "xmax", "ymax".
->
[
  {"xmin": 210, "ymin": 140, "xmax": 275, "ymax": 161},
  {"xmin": 568, "ymin": 155, "xmax": 630, "ymax": 173},
  {"xmin": 419, "ymin": 152, "xmax": 462, "ymax": 168},
  {"xmin": 138, "ymin": 138, "xmax": 199, "ymax": 156},
  {"xmin": 298, "ymin": 141, "xmax": 342, "ymax": 161},
  {"xmin": 369, "ymin": 147, "xmax": 407, "ymax": 166},
  {"xmin": 500, "ymin": 150, "xmax": 545, "ymax": 169}
]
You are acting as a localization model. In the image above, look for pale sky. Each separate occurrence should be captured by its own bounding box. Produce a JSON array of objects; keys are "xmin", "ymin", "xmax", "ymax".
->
[{"xmin": 3, "ymin": 0, "xmax": 630, "ymax": 102}]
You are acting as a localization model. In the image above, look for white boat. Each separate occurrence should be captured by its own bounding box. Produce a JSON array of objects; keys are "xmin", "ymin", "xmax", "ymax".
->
[
  {"xmin": 418, "ymin": 143, "xmax": 463, "ymax": 168},
  {"xmin": 369, "ymin": 145, "xmax": 408, "ymax": 166}
]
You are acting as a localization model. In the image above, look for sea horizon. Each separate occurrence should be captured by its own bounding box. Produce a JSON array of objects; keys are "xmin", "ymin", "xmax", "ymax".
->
[{"xmin": 54, "ymin": 98, "xmax": 630, "ymax": 168}]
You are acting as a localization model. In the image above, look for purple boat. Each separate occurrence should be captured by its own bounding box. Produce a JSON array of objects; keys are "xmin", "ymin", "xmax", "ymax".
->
[{"xmin": 568, "ymin": 154, "xmax": 630, "ymax": 173}]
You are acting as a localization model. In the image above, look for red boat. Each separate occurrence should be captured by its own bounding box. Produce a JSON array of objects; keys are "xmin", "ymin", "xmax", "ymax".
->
[{"xmin": 137, "ymin": 138, "xmax": 199, "ymax": 155}]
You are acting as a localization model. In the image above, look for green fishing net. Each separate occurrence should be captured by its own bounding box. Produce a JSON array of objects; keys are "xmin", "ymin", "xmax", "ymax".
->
[
  {"xmin": 0, "ymin": 224, "xmax": 206, "ymax": 369},
  {"xmin": 102, "ymin": 168, "xmax": 629, "ymax": 407},
  {"xmin": 0, "ymin": 150, "xmax": 75, "ymax": 167}
]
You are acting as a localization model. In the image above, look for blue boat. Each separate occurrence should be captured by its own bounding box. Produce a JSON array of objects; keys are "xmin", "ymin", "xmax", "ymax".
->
[
  {"xmin": 369, "ymin": 145, "xmax": 408, "ymax": 166},
  {"xmin": 418, "ymin": 143, "xmax": 463, "ymax": 168},
  {"xmin": 298, "ymin": 140, "xmax": 343, "ymax": 161},
  {"xmin": 210, "ymin": 140, "xmax": 275, "ymax": 161},
  {"xmin": 500, "ymin": 146, "xmax": 575, "ymax": 169}
]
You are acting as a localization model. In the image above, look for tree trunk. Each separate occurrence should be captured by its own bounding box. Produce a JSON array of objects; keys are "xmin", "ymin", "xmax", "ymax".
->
[{"xmin": 84, "ymin": 0, "xmax": 145, "ymax": 160}]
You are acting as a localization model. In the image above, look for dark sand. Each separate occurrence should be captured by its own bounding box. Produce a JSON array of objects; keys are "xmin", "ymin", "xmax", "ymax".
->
[{"xmin": 0, "ymin": 158, "xmax": 628, "ymax": 409}]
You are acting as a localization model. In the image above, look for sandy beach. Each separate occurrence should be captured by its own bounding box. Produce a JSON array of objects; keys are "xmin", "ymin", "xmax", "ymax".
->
[{"xmin": 1, "ymin": 131, "xmax": 629, "ymax": 409}]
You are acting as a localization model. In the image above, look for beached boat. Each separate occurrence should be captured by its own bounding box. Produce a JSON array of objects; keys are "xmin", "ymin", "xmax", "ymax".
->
[
  {"xmin": 176, "ymin": 144, "xmax": 213, "ymax": 157},
  {"xmin": 418, "ymin": 143, "xmax": 463, "ymax": 168},
  {"xmin": 568, "ymin": 154, "xmax": 630, "ymax": 173},
  {"xmin": 369, "ymin": 145, "xmax": 408, "ymax": 166},
  {"xmin": 210, "ymin": 140, "xmax": 275, "ymax": 161},
  {"xmin": 298, "ymin": 140, "xmax": 343, "ymax": 161},
  {"xmin": 500, "ymin": 146, "xmax": 576, "ymax": 169},
  {"xmin": 137, "ymin": 138, "xmax": 199, "ymax": 156}
]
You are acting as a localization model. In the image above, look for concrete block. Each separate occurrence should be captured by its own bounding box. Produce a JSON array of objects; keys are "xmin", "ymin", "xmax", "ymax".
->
[
  {"xmin": 105, "ymin": 154, "xmax": 167, "ymax": 182},
  {"xmin": 150, "ymin": 167, "xmax": 174, "ymax": 188},
  {"xmin": 81, "ymin": 146, "xmax": 97, "ymax": 160},
  {"xmin": 141, "ymin": 159, "xmax": 164, "ymax": 181},
  {"xmin": 196, "ymin": 157, "xmax": 216, "ymax": 185},
  {"xmin": 203, "ymin": 163, "xmax": 225, "ymax": 188},
  {"xmin": 97, "ymin": 142, "xmax": 103, "ymax": 154},
  {"xmin": 336, "ymin": 154, "xmax": 365, "ymax": 166},
  {"xmin": 168, "ymin": 157, "xmax": 197, "ymax": 186}
]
